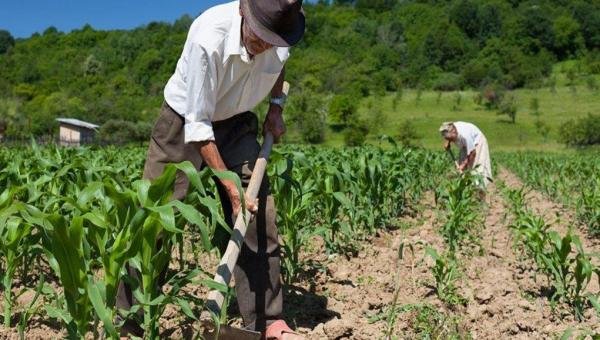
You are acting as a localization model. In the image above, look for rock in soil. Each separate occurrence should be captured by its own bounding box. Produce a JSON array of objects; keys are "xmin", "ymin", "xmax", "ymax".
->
[{"xmin": 323, "ymin": 318, "xmax": 353, "ymax": 339}]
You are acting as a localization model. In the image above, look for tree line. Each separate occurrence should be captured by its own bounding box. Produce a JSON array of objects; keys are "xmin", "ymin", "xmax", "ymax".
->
[{"xmin": 0, "ymin": 0, "xmax": 598, "ymax": 143}]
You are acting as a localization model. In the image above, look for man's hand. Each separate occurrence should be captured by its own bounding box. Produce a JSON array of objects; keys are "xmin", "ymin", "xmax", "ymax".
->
[
  {"xmin": 263, "ymin": 105, "xmax": 286, "ymax": 142},
  {"xmin": 222, "ymin": 179, "xmax": 258, "ymax": 216},
  {"xmin": 196, "ymin": 141, "xmax": 258, "ymax": 216},
  {"xmin": 444, "ymin": 140, "xmax": 451, "ymax": 151}
]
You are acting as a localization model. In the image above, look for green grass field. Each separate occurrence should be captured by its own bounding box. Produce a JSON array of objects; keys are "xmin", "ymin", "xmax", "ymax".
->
[{"xmin": 321, "ymin": 63, "xmax": 599, "ymax": 152}]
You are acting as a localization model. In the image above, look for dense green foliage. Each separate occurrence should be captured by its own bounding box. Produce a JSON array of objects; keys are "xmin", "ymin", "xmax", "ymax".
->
[
  {"xmin": 0, "ymin": 1, "xmax": 599, "ymax": 140},
  {"xmin": 97, "ymin": 119, "xmax": 152, "ymax": 145},
  {"xmin": 0, "ymin": 30, "xmax": 15, "ymax": 55},
  {"xmin": 559, "ymin": 114, "xmax": 600, "ymax": 146}
]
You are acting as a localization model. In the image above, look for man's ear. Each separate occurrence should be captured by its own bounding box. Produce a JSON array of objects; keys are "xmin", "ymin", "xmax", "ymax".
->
[{"xmin": 239, "ymin": 6, "xmax": 243, "ymax": 17}]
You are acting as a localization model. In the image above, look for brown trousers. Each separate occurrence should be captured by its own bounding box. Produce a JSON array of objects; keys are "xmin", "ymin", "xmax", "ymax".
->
[{"xmin": 115, "ymin": 102, "xmax": 283, "ymax": 332}]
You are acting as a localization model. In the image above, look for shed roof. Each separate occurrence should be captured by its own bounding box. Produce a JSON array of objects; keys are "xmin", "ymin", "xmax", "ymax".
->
[{"xmin": 56, "ymin": 118, "xmax": 100, "ymax": 130}]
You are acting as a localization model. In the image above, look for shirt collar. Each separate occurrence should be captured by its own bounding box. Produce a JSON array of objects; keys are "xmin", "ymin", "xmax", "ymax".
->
[
  {"xmin": 223, "ymin": 3, "xmax": 286, "ymax": 65},
  {"xmin": 223, "ymin": 6, "xmax": 252, "ymax": 64}
]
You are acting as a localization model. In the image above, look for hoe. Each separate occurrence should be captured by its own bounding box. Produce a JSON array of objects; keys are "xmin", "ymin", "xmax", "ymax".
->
[{"xmin": 201, "ymin": 82, "xmax": 289, "ymax": 340}]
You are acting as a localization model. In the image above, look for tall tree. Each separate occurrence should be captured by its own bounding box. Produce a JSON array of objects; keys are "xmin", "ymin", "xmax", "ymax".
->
[{"xmin": 0, "ymin": 30, "xmax": 15, "ymax": 54}]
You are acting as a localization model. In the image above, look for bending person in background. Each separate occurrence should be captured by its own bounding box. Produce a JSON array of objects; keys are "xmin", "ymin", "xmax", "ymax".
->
[{"xmin": 439, "ymin": 121, "xmax": 493, "ymax": 190}]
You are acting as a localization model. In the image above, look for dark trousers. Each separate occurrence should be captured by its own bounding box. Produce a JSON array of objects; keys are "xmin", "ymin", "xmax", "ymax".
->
[{"xmin": 115, "ymin": 102, "xmax": 283, "ymax": 332}]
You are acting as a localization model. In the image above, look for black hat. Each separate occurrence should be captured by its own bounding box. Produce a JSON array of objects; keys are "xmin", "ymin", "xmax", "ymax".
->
[{"xmin": 240, "ymin": 0, "xmax": 305, "ymax": 47}]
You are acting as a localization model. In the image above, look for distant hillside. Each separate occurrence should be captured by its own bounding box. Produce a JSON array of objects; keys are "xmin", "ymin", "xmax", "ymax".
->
[{"xmin": 0, "ymin": 0, "xmax": 598, "ymax": 142}]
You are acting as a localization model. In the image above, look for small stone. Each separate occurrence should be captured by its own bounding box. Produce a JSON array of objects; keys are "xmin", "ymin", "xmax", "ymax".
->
[
  {"xmin": 542, "ymin": 324, "xmax": 555, "ymax": 334},
  {"xmin": 467, "ymin": 305, "xmax": 483, "ymax": 321},
  {"xmin": 508, "ymin": 324, "xmax": 519, "ymax": 334},
  {"xmin": 332, "ymin": 265, "xmax": 351, "ymax": 281},
  {"xmin": 366, "ymin": 295, "xmax": 383, "ymax": 309},
  {"xmin": 324, "ymin": 318, "xmax": 353, "ymax": 339},
  {"xmin": 502, "ymin": 285, "xmax": 515, "ymax": 296},
  {"xmin": 312, "ymin": 323, "xmax": 325, "ymax": 336},
  {"xmin": 484, "ymin": 304, "xmax": 499, "ymax": 317},
  {"xmin": 490, "ymin": 250, "xmax": 503, "ymax": 258},
  {"xmin": 16, "ymin": 290, "xmax": 36, "ymax": 307},
  {"xmin": 475, "ymin": 290, "xmax": 493, "ymax": 304},
  {"xmin": 518, "ymin": 300, "xmax": 533, "ymax": 311},
  {"xmin": 516, "ymin": 320, "xmax": 534, "ymax": 332}
]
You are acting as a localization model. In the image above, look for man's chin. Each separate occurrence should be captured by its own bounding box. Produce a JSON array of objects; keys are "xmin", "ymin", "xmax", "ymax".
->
[{"xmin": 247, "ymin": 46, "xmax": 271, "ymax": 56}]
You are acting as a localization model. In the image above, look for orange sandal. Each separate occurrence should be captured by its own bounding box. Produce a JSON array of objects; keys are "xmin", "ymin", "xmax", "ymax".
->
[{"xmin": 265, "ymin": 320, "xmax": 303, "ymax": 340}]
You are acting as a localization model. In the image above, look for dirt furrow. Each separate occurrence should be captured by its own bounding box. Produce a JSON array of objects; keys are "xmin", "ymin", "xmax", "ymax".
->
[
  {"xmin": 498, "ymin": 167, "xmax": 600, "ymax": 250},
  {"xmin": 296, "ymin": 191, "xmax": 448, "ymax": 339},
  {"xmin": 478, "ymin": 168, "xmax": 600, "ymax": 338}
]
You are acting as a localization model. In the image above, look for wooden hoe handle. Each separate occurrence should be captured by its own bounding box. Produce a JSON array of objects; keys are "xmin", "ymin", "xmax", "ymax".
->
[
  {"xmin": 204, "ymin": 133, "xmax": 273, "ymax": 317},
  {"xmin": 204, "ymin": 82, "xmax": 289, "ymax": 318}
]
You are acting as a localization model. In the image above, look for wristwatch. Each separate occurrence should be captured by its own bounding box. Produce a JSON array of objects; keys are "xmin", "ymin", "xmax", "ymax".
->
[{"xmin": 269, "ymin": 94, "xmax": 287, "ymax": 109}]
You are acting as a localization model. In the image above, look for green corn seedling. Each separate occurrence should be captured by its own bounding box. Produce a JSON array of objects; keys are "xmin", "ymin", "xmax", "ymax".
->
[
  {"xmin": 425, "ymin": 247, "xmax": 463, "ymax": 305},
  {"xmin": 437, "ymin": 172, "xmax": 480, "ymax": 253},
  {"xmin": 271, "ymin": 154, "xmax": 315, "ymax": 283},
  {"xmin": 0, "ymin": 214, "xmax": 33, "ymax": 327},
  {"xmin": 504, "ymin": 185, "xmax": 600, "ymax": 320}
]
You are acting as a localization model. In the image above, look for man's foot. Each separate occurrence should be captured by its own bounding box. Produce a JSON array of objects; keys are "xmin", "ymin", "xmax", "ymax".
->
[{"xmin": 265, "ymin": 320, "xmax": 304, "ymax": 340}]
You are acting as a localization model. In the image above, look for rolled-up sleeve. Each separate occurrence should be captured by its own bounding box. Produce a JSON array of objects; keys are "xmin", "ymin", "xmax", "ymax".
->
[{"xmin": 183, "ymin": 43, "xmax": 217, "ymax": 143}]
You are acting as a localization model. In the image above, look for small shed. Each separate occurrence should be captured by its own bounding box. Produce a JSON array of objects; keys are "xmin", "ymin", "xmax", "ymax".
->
[{"xmin": 56, "ymin": 118, "xmax": 99, "ymax": 146}]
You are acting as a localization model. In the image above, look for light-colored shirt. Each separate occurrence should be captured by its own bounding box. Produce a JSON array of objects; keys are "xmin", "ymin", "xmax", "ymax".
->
[
  {"xmin": 164, "ymin": 1, "xmax": 289, "ymax": 143},
  {"xmin": 454, "ymin": 121, "xmax": 483, "ymax": 154}
]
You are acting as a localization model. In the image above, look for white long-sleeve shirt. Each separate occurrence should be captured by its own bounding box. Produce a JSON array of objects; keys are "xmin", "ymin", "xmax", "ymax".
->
[
  {"xmin": 164, "ymin": 1, "xmax": 289, "ymax": 143},
  {"xmin": 454, "ymin": 121, "xmax": 483, "ymax": 155}
]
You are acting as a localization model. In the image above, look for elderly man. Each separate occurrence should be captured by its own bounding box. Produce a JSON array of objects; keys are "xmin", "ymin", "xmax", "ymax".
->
[
  {"xmin": 116, "ymin": 1, "xmax": 305, "ymax": 339},
  {"xmin": 439, "ymin": 121, "xmax": 492, "ymax": 188}
]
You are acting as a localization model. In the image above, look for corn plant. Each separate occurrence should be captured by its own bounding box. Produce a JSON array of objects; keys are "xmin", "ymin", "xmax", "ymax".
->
[
  {"xmin": 541, "ymin": 231, "xmax": 600, "ymax": 320},
  {"xmin": 11, "ymin": 161, "xmax": 231, "ymax": 338},
  {"xmin": 578, "ymin": 184, "xmax": 600, "ymax": 236},
  {"xmin": 511, "ymin": 214, "xmax": 550, "ymax": 265},
  {"xmin": 112, "ymin": 162, "xmax": 235, "ymax": 338},
  {"xmin": 270, "ymin": 154, "xmax": 315, "ymax": 283},
  {"xmin": 436, "ymin": 172, "xmax": 481, "ymax": 253},
  {"xmin": 425, "ymin": 247, "xmax": 463, "ymax": 306},
  {"xmin": 504, "ymin": 186, "xmax": 600, "ymax": 320},
  {"xmin": 498, "ymin": 151, "xmax": 599, "ymax": 237},
  {"xmin": 0, "ymin": 189, "xmax": 41, "ymax": 328},
  {"xmin": 311, "ymin": 164, "xmax": 359, "ymax": 254},
  {"xmin": 503, "ymin": 186, "xmax": 527, "ymax": 218},
  {"xmin": 384, "ymin": 240, "xmax": 419, "ymax": 339},
  {"xmin": 17, "ymin": 273, "xmax": 46, "ymax": 340}
]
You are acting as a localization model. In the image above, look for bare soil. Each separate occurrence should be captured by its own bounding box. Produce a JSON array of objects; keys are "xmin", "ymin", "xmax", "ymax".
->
[
  {"xmin": 1, "ymin": 168, "xmax": 599, "ymax": 339},
  {"xmin": 278, "ymin": 168, "xmax": 600, "ymax": 339}
]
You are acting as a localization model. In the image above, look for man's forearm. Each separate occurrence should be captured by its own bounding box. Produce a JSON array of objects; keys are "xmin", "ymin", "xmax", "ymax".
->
[
  {"xmin": 195, "ymin": 140, "xmax": 253, "ymax": 214},
  {"xmin": 196, "ymin": 141, "xmax": 228, "ymax": 172},
  {"xmin": 196, "ymin": 141, "xmax": 241, "ymax": 197},
  {"xmin": 270, "ymin": 67, "xmax": 285, "ymax": 99},
  {"xmin": 264, "ymin": 67, "xmax": 286, "ymax": 140}
]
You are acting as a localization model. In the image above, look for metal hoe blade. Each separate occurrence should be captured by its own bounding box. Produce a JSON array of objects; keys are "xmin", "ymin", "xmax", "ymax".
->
[{"xmin": 202, "ymin": 325, "xmax": 262, "ymax": 340}]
